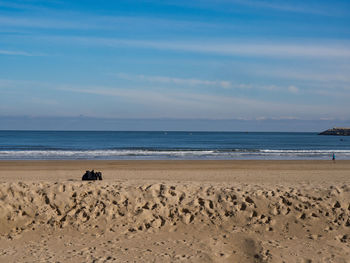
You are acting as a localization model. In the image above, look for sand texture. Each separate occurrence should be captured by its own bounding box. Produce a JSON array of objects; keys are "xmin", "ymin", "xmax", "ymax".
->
[{"xmin": 0, "ymin": 160, "xmax": 350, "ymax": 262}]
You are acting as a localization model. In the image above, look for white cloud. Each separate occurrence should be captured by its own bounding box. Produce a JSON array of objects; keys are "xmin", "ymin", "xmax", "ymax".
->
[
  {"xmin": 229, "ymin": 0, "xmax": 342, "ymax": 16},
  {"xmin": 0, "ymin": 49, "xmax": 43, "ymax": 56},
  {"xmin": 0, "ymin": 13, "xmax": 220, "ymax": 32},
  {"xmin": 0, "ymin": 0, "xmax": 52, "ymax": 11},
  {"xmin": 115, "ymin": 73, "xmax": 304, "ymax": 94},
  {"xmin": 0, "ymin": 16, "xmax": 96, "ymax": 30},
  {"xmin": 165, "ymin": 0, "xmax": 346, "ymax": 17},
  {"xmin": 1, "ymin": 0, "xmax": 345, "ymax": 18},
  {"xmin": 153, "ymin": 41, "xmax": 350, "ymax": 58},
  {"xmin": 59, "ymin": 85, "xmax": 347, "ymax": 119},
  {"xmin": 3, "ymin": 78, "xmax": 350, "ymax": 119},
  {"xmin": 115, "ymin": 73, "xmax": 232, "ymax": 88},
  {"xmin": 29, "ymin": 97, "xmax": 59, "ymax": 106},
  {"xmin": 44, "ymin": 36, "xmax": 350, "ymax": 59},
  {"xmin": 252, "ymin": 68, "xmax": 350, "ymax": 84},
  {"xmin": 287, "ymin": 85, "xmax": 299, "ymax": 94}
]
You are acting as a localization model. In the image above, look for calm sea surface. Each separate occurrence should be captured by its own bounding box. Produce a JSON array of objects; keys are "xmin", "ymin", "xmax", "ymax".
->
[{"xmin": 0, "ymin": 131, "xmax": 349, "ymax": 160}]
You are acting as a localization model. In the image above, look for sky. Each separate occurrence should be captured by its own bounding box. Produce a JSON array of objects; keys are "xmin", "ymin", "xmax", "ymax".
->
[{"xmin": 1, "ymin": 0, "xmax": 350, "ymax": 131}]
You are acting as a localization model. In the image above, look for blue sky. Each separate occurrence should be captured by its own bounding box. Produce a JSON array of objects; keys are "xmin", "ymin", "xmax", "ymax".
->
[{"xmin": 1, "ymin": 0, "xmax": 350, "ymax": 130}]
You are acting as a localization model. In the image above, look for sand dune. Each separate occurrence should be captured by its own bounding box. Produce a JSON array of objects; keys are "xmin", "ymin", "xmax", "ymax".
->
[{"xmin": 1, "ymin": 176, "xmax": 350, "ymax": 262}]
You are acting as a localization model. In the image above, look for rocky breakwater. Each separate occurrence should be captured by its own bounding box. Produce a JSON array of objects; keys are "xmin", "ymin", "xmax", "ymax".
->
[{"xmin": 319, "ymin": 127, "xmax": 350, "ymax": 136}]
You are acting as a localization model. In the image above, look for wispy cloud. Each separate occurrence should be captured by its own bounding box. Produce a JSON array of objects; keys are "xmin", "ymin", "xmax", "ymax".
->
[
  {"xmin": 229, "ymin": 0, "xmax": 343, "ymax": 16},
  {"xmin": 256, "ymin": 69, "xmax": 350, "ymax": 84},
  {"xmin": 162, "ymin": 0, "xmax": 347, "ymax": 16},
  {"xmin": 115, "ymin": 73, "xmax": 304, "ymax": 94},
  {"xmin": 59, "ymin": 85, "xmax": 346, "ymax": 119},
  {"xmin": 1, "ymin": 0, "xmax": 346, "ymax": 17},
  {"xmin": 42, "ymin": 36, "xmax": 350, "ymax": 59},
  {"xmin": 115, "ymin": 73, "xmax": 232, "ymax": 88},
  {"xmin": 0, "ymin": 13, "xmax": 219, "ymax": 32},
  {"xmin": 140, "ymin": 41, "xmax": 350, "ymax": 58},
  {"xmin": 0, "ymin": 0, "xmax": 44, "ymax": 11},
  {"xmin": 29, "ymin": 97, "xmax": 59, "ymax": 106},
  {"xmin": 0, "ymin": 0, "xmax": 64, "ymax": 12},
  {"xmin": 0, "ymin": 16, "xmax": 95, "ymax": 30},
  {"xmin": 0, "ymin": 49, "xmax": 44, "ymax": 56},
  {"xmin": 287, "ymin": 85, "xmax": 299, "ymax": 94},
  {"xmin": 2, "ymin": 78, "xmax": 349, "ymax": 118}
]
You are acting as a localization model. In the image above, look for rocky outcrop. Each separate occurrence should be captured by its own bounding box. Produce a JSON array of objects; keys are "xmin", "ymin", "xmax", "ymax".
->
[{"xmin": 319, "ymin": 127, "xmax": 350, "ymax": 136}]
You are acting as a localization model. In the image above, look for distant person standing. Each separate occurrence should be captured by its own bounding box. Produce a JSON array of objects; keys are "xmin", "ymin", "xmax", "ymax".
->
[{"xmin": 332, "ymin": 152, "xmax": 336, "ymax": 161}]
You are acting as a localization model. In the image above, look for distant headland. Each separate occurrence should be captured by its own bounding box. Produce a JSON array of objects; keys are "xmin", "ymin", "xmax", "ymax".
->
[{"xmin": 319, "ymin": 127, "xmax": 350, "ymax": 136}]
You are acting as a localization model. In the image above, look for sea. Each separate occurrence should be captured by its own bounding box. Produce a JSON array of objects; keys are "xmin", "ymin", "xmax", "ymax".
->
[{"xmin": 0, "ymin": 131, "xmax": 349, "ymax": 160}]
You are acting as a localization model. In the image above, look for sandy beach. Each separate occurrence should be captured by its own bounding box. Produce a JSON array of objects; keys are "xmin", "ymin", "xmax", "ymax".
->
[{"xmin": 0, "ymin": 160, "xmax": 349, "ymax": 262}]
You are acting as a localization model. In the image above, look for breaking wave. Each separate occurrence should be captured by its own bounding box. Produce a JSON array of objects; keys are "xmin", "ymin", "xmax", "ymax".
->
[{"xmin": 1, "ymin": 149, "xmax": 350, "ymax": 160}]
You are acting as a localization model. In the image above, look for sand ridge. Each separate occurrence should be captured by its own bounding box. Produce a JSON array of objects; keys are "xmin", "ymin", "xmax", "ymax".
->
[{"xmin": 1, "ymin": 179, "xmax": 350, "ymax": 262}]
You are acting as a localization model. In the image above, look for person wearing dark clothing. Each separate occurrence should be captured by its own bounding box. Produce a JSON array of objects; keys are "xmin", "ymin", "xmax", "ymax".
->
[{"xmin": 82, "ymin": 170, "xmax": 103, "ymax": 180}]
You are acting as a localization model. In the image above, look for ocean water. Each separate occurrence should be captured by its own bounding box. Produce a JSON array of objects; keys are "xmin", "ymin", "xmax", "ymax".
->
[{"xmin": 0, "ymin": 131, "xmax": 349, "ymax": 160}]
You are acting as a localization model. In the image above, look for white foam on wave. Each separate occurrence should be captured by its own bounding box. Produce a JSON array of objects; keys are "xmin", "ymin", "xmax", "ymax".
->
[
  {"xmin": 1, "ymin": 149, "xmax": 350, "ymax": 160},
  {"xmin": 0, "ymin": 150, "xmax": 217, "ymax": 158},
  {"xmin": 261, "ymin": 149, "xmax": 350, "ymax": 153}
]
